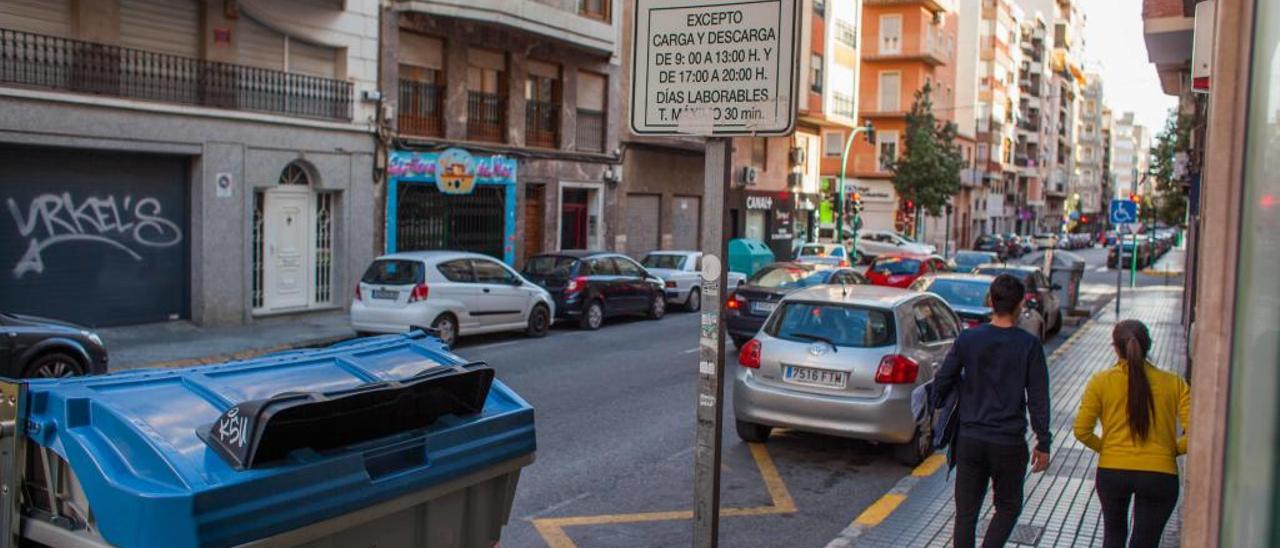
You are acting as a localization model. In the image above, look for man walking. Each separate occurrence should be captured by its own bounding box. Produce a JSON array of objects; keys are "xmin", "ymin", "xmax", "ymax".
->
[{"xmin": 933, "ymin": 274, "xmax": 1052, "ymax": 548}]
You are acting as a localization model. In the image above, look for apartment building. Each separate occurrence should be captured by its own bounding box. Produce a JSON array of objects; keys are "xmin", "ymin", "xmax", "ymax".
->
[
  {"xmin": 849, "ymin": 0, "xmax": 958, "ymax": 238},
  {"xmin": 725, "ymin": 0, "xmax": 862, "ymax": 260},
  {"xmin": 1110, "ymin": 111, "xmax": 1151, "ymax": 200},
  {"xmin": 0, "ymin": 0, "xmax": 379, "ymax": 327},
  {"xmin": 1013, "ymin": 14, "xmax": 1054, "ymax": 232},
  {"xmin": 381, "ymin": 0, "xmax": 620, "ymax": 267},
  {"xmin": 1074, "ymin": 72, "xmax": 1106, "ymax": 226},
  {"xmin": 1099, "ymin": 105, "xmax": 1114, "ymax": 223}
]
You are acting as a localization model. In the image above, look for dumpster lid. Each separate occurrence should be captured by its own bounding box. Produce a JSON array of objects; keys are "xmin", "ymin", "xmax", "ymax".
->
[{"xmin": 1023, "ymin": 250, "xmax": 1086, "ymax": 269}]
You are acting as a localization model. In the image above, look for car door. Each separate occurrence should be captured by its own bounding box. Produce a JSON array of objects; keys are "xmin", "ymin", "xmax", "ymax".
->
[
  {"xmin": 471, "ymin": 258, "xmax": 528, "ymax": 328},
  {"xmin": 432, "ymin": 259, "xmax": 483, "ymax": 331},
  {"xmin": 908, "ymin": 300, "xmax": 951, "ymax": 379},
  {"xmin": 585, "ymin": 257, "xmax": 624, "ymax": 315},
  {"xmin": 612, "ymin": 256, "xmax": 652, "ymax": 312}
]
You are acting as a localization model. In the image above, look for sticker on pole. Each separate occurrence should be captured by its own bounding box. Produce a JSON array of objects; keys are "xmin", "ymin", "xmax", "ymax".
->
[{"xmin": 630, "ymin": 0, "xmax": 800, "ymax": 137}]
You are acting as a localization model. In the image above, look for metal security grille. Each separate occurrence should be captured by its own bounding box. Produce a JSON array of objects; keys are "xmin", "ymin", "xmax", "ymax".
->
[
  {"xmin": 314, "ymin": 192, "xmax": 334, "ymax": 304},
  {"xmin": 396, "ymin": 184, "xmax": 505, "ymax": 260},
  {"xmin": 252, "ymin": 191, "xmax": 264, "ymax": 309}
]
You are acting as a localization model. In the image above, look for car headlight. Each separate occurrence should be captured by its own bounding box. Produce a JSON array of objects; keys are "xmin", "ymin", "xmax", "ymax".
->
[{"xmin": 85, "ymin": 332, "xmax": 103, "ymax": 346}]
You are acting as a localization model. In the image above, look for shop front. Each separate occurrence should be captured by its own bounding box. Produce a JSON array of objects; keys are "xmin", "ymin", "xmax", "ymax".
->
[
  {"xmin": 730, "ymin": 190, "xmax": 820, "ymax": 261},
  {"xmin": 386, "ymin": 149, "xmax": 518, "ymax": 265}
]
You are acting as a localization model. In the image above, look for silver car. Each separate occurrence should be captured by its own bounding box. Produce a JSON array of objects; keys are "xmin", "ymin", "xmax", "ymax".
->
[{"xmin": 732, "ymin": 285, "xmax": 959, "ymax": 466}]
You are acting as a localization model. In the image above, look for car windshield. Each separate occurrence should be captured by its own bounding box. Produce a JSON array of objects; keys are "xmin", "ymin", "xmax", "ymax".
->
[
  {"xmin": 523, "ymin": 256, "xmax": 580, "ymax": 277},
  {"xmin": 924, "ymin": 279, "xmax": 990, "ymax": 308},
  {"xmin": 766, "ymin": 303, "xmax": 895, "ymax": 348},
  {"xmin": 953, "ymin": 253, "xmax": 991, "ymax": 267},
  {"xmin": 799, "ymin": 244, "xmax": 829, "ymax": 256},
  {"xmin": 361, "ymin": 259, "xmax": 424, "ymax": 285},
  {"xmin": 870, "ymin": 258, "xmax": 920, "ymax": 275},
  {"xmin": 642, "ymin": 254, "xmax": 686, "ymax": 270},
  {"xmin": 749, "ymin": 266, "xmax": 829, "ymax": 288}
]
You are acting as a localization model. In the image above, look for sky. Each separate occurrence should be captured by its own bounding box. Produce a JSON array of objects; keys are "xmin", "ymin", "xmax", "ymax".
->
[{"xmin": 1076, "ymin": 0, "xmax": 1178, "ymax": 133}]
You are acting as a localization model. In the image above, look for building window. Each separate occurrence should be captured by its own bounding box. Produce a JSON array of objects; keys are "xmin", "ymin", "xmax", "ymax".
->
[
  {"xmin": 467, "ymin": 48, "xmax": 507, "ymax": 142},
  {"xmin": 526, "ymin": 61, "xmax": 561, "ymax": 148},
  {"xmin": 877, "ymin": 130, "xmax": 898, "ymax": 171},
  {"xmin": 398, "ymin": 31, "xmax": 445, "ymax": 137},
  {"xmin": 832, "ymin": 91, "xmax": 855, "ymax": 119},
  {"xmin": 810, "ymin": 53, "xmax": 823, "ymax": 93},
  {"xmin": 878, "ymin": 71, "xmax": 901, "ymax": 111},
  {"xmin": 576, "ymin": 70, "xmax": 607, "ymax": 152},
  {"xmin": 314, "ymin": 193, "xmax": 334, "ymax": 305},
  {"xmin": 751, "ymin": 138, "xmax": 768, "ymax": 170},
  {"xmin": 879, "ymin": 14, "xmax": 902, "ymax": 54},
  {"xmin": 252, "ymin": 192, "xmax": 264, "ymax": 310},
  {"xmin": 579, "ymin": 0, "xmax": 609, "ymax": 21},
  {"xmin": 835, "ymin": 21, "xmax": 857, "ymax": 49},
  {"xmin": 823, "ymin": 131, "xmax": 844, "ymax": 157}
]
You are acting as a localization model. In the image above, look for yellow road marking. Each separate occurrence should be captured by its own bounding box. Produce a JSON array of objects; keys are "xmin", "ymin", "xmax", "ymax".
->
[
  {"xmin": 852, "ymin": 493, "xmax": 907, "ymax": 526},
  {"xmin": 911, "ymin": 454, "xmax": 946, "ymax": 477},
  {"xmin": 530, "ymin": 442, "xmax": 795, "ymax": 547}
]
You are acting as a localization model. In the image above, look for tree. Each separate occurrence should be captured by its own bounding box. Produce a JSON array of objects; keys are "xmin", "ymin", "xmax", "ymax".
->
[
  {"xmin": 1147, "ymin": 110, "xmax": 1190, "ymax": 226},
  {"xmin": 888, "ymin": 82, "xmax": 965, "ymax": 221}
]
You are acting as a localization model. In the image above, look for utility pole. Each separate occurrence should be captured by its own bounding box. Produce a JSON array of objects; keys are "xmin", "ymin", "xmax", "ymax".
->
[{"xmin": 838, "ymin": 121, "xmax": 874, "ymax": 259}]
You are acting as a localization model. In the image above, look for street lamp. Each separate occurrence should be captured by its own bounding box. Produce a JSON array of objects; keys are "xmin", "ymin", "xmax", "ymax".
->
[{"xmin": 838, "ymin": 120, "xmax": 875, "ymax": 260}]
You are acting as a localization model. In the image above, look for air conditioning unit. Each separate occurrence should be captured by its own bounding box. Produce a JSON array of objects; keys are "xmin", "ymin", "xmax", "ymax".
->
[
  {"xmin": 789, "ymin": 147, "xmax": 806, "ymax": 165},
  {"xmin": 740, "ymin": 166, "xmax": 759, "ymax": 186}
]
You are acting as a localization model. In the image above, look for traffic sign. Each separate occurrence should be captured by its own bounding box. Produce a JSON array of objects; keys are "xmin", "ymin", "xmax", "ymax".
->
[
  {"xmin": 629, "ymin": 0, "xmax": 800, "ymax": 136},
  {"xmin": 1110, "ymin": 198, "xmax": 1138, "ymax": 224}
]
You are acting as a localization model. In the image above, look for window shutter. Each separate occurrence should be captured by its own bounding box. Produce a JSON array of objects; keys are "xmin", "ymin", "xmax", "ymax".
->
[
  {"xmin": 119, "ymin": 0, "xmax": 201, "ymax": 58},
  {"xmin": 576, "ymin": 71, "xmax": 606, "ymax": 110},
  {"xmin": 0, "ymin": 0, "xmax": 71, "ymax": 37},
  {"xmin": 288, "ymin": 38, "xmax": 338, "ymax": 78},
  {"xmin": 237, "ymin": 15, "xmax": 285, "ymax": 71},
  {"xmin": 399, "ymin": 31, "xmax": 443, "ymax": 71}
]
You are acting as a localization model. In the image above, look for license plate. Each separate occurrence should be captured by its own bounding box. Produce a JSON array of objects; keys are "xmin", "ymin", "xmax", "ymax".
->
[
  {"xmin": 371, "ymin": 289, "xmax": 398, "ymax": 300},
  {"xmin": 784, "ymin": 366, "xmax": 847, "ymax": 388},
  {"xmin": 751, "ymin": 301, "xmax": 777, "ymax": 315}
]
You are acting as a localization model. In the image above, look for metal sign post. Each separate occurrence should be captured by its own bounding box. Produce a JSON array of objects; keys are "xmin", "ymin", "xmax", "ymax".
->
[{"xmin": 630, "ymin": 1, "xmax": 799, "ymax": 546}]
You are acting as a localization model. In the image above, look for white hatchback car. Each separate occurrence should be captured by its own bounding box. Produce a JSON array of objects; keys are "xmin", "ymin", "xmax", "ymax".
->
[
  {"xmin": 855, "ymin": 230, "xmax": 936, "ymax": 260},
  {"xmin": 351, "ymin": 251, "xmax": 555, "ymax": 346}
]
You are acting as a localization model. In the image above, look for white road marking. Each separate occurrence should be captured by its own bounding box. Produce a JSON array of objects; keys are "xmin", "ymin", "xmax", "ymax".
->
[{"xmin": 681, "ymin": 347, "xmax": 700, "ymax": 354}]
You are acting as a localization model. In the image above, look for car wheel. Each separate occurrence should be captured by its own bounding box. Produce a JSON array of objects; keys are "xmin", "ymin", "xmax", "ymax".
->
[
  {"xmin": 580, "ymin": 300, "xmax": 604, "ymax": 330},
  {"xmin": 431, "ymin": 314, "xmax": 458, "ymax": 347},
  {"xmin": 894, "ymin": 407, "xmax": 934, "ymax": 466},
  {"xmin": 24, "ymin": 352, "xmax": 85, "ymax": 379},
  {"xmin": 685, "ymin": 287, "xmax": 702, "ymax": 312},
  {"xmin": 525, "ymin": 304, "xmax": 551, "ymax": 338},
  {"xmin": 648, "ymin": 292, "xmax": 666, "ymax": 320},
  {"xmin": 735, "ymin": 420, "xmax": 772, "ymax": 443},
  {"xmin": 730, "ymin": 335, "xmax": 750, "ymax": 349},
  {"xmin": 1048, "ymin": 310, "xmax": 1063, "ymax": 337}
]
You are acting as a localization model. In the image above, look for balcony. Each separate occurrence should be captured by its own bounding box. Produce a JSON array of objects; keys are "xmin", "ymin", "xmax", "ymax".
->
[
  {"xmin": 864, "ymin": 0, "xmax": 956, "ymax": 13},
  {"xmin": 525, "ymin": 99, "xmax": 559, "ymax": 148},
  {"xmin": 467, "ymin": 91, "xmax": 506, "ymax": 142},
  {"xmin": 575, "ymin": 108, "xmax": 604, "ymax": 153},
  {"xmin": 397, "ymin": 0, "xmax": 615, "ymax": 55},
  {"xmin": 398, "ymin": 79, "xmax": 444, "ymax": 137},
  {"xmin": 0, "ymin": 28, "xmax": 353, "ymax": 121},
  {"xmin": 1017, "ymin": 119, "xmax": 1040, "ymax": 132},
  {"xmin": 865, "ymin": 34, "xmax": 948, "ymax": 66}
]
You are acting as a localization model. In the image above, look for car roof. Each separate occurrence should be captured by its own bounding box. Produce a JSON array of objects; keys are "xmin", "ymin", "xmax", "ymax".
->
[
  {"xmin": 532, "ymin": 250, "xmax": 614, "ymax": 259},
  {"xmin": 973, "ymin": 263, "xmax": 1040, "ymax": 273},
  {"xmin": 922, "ymin": 272, "xmax": 997, "ymax": 283},
  {"xmin": 645, "ymin": 250, "xmax": 698, "ymax": 256},
  {"xmin": 376, "ymin": 250, "xmax": 497, "ymax": 263},
  {"xmin": 873, "ymin": 252, "xmax": 937, "ymax": 260},
  {"xmin": 955, "ymin": 250, "xmax": 997, "ymax": 257},
  {"xmin": 784, "ymin": 284, "xmax": 923, "ymax": 308}
]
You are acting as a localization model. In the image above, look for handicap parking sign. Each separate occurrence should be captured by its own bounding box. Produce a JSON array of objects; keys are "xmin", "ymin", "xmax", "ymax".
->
[{"xmin": 1109, "ymin": 199, "xmax": 1138, "ymax": 224}]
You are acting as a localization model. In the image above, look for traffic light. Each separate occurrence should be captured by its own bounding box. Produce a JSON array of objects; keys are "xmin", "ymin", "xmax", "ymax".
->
[
  {"xmin": 1130, "ymin": 193, "xmax": 1141, "ymax": 203},
  {"xmin": 851, "ymin": 192, "xmax": 863, "ymax": 213},
  {"xmin": 1080, "ymin": 215, "xmax": 1089, "ymax": 224}
]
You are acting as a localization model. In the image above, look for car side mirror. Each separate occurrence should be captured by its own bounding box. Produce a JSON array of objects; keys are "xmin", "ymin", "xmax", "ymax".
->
[{"xmin": 511, "ymin": 278, "xmax": 524, "ymax": 287}]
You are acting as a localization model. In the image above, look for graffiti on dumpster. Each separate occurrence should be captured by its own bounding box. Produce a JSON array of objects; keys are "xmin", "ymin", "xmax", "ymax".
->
[
  {"xmin": 216, "ymin": 406, "xmax": 249, "ymax": 449},
  {"xmin": 5, "ymin": 192, "xmax": 184, "ymax": 278}
]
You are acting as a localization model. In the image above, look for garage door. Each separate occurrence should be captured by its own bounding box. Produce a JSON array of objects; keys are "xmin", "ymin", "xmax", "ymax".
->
[
  {"xmin": 672, "ymin": 196, "xmax": 700, "ymax": 250},
  {"xmin": 0, "ymin": 146, "xmax": 189, "ymax": 327},
  {"xmin": 624, "ymin": 193, "xmax": 660, "ymax": 258},
  {"xmin": 395, "ymin": 183, "xmax": 506, "ymax": 260}
]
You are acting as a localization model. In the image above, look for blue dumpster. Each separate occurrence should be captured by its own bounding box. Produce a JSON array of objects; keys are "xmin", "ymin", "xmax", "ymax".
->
[
  {"xmin": 727, "ymin": 238, "xmax": 775, "ymax": 278},
  {"xmin": 12, "ymin": 332, "xmax": 535, "ymax": 547}
]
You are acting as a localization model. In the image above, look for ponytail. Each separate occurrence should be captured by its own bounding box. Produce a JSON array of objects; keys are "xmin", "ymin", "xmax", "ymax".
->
[{"xmin": 1113, "ymin": 320, "xmax": 1154, "ymax": 442}]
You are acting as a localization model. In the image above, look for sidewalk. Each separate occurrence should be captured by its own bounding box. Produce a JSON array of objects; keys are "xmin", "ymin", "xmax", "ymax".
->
[
  {"xmin": 829, "ymin": 287, "xmax": 1187, "ymax": 548},
  {"xmin": 98, "ymin": 310, "xmax": 355, "ymax": 370}
]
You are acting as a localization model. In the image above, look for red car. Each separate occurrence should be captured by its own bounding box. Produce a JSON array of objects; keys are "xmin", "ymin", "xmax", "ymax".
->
[{"xmin": 865, "ymin": 253, "xmax": 950, "ymax": 288}]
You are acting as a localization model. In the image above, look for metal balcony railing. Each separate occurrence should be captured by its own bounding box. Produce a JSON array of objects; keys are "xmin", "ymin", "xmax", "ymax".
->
[
  {"xmin": 467, "ymin": 91, "xmax": 506, "ymax": 142},
  {"xmin": 0, "ymin": 28, "xmax": 352, "ymax": 120},
  {"xmin": 525, "ymin": 100, "xmax": 559, "ymax": 148},
  {"xmin": 576, "ymin": 108, "xmax": 604, "ymax": 153},
  {"xmin": 398, "ymin": 79, "xmax": 443, "ymax": 137}
]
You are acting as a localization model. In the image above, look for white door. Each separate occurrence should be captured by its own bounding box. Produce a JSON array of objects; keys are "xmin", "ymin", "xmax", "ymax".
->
[{"xmin": 264, "ymin": 190, "xmax": 312, "ymax": 310}]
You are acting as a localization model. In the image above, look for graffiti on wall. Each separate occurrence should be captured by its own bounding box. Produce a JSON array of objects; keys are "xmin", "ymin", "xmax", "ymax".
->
[{"xmin": 5, "ymin": 193, "xmax": 184, "ymax": 278}]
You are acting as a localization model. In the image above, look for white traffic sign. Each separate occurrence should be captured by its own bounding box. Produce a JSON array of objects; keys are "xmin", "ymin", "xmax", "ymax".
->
[{"xmin": 630, "ymin": 0, "xmax": 800, "ymax": 137}]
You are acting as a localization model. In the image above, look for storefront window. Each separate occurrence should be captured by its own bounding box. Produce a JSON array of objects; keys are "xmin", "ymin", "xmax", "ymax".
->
[
  {"xmin": 745, "ymin": 210, "xmax": 766, "ymax": 242},
  {"xmin": 1223, "ymin": 0, "xmax": 1280, "ymax": 544}
]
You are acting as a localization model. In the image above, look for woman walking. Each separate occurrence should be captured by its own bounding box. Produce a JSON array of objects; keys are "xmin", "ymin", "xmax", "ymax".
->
[{"xmin": 1074, "ymin": 319, "xmax": 1190, "ymax": 548}]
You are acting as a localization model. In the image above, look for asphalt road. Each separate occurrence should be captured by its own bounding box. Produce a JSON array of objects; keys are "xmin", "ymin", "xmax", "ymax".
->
[{"xmin": 442, "ymin": 245, "xmax": 1164, "ymax": 547}]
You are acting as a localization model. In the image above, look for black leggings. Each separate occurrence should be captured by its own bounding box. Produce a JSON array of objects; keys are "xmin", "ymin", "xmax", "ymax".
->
[{"xmin": 1095, "ymin": 468, "xmax": 1180, "ymax": 548}]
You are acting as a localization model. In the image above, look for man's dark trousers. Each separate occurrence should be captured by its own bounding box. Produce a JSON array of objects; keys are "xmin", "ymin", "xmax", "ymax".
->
[{"xmin": 953, "ymin": 436, "xmax": 1030, "ymax": 548}]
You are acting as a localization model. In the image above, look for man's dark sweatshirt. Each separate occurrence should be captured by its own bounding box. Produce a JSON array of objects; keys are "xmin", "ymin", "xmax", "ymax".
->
[{"xmin": 933, "ymin": 323, "xmax": 1051, "ymax": 453}]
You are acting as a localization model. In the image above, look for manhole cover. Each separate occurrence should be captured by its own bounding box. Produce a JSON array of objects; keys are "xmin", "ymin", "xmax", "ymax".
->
[{"xmin": 977, "ymin": 521, "xmax": 1045, "ymax": 545}]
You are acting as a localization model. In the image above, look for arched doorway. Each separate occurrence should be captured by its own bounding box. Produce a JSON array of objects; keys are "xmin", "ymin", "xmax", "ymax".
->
[{"xmin": 253, "ymin": 163, "xmax": 335, "ymax": 313}]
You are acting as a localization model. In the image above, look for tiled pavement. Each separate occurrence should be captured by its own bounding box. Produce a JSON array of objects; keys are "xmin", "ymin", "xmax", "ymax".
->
[{"xmin": 830, "ymin": 288, "xmax": 1187, "ymax": 547}]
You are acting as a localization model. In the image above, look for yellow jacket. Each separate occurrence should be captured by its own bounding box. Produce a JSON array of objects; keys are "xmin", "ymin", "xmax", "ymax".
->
[{"xmin": 1073, "ymin": 361, "xmax": 1190, "ymax": 475}]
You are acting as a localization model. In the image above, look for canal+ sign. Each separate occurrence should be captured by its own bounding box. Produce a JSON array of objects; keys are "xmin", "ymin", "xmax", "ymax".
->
[{"xmin": 630, "ymin": 0, "xmax": 800, "ymax": 137}]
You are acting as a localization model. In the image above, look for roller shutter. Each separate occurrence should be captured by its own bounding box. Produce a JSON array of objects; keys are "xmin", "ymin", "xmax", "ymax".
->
[
  {"xmin": 0, "ymin": 0, "xmax": 71, "ymax": 37},
  {"xmin": 119, "ymin": 0, "xmax": 201, "ymax": 58},
  {"xmin": 624, "ymin": 194, "xmax": 660, "ymax": 258}
]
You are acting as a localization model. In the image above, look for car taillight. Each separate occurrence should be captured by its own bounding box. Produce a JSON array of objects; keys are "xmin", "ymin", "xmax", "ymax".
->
[
  {"xmin": 665, "ymin": 280, "xmax": 677, "ymax": 288},
  {"xmin": 726, "ymin": 292, "xmax": 744, "ymax": 310},
  {"xmin": 963, "ymin": 319, "xmax": 981, "ymax": 329},
  {"xmin": 408, "ymin": 283, "xmax": 430, "ymax": 303},
  {"xmin": 738, "ymin": 339, "xmax": 761, "ymax": 368},
  {"xmin": 875, "ymin": 354, "xmax": 919, "ymax": 384},
  {"xmin": 355, "ymin": 284, "xmax": 363, "ymax": 302},
  {"xmin": 565, "ymin": 276, "xmax": 589, "ymax": 294},
  {"xmin": 838, "ymin": 260, "xmax": 850, "ymax": 267}
]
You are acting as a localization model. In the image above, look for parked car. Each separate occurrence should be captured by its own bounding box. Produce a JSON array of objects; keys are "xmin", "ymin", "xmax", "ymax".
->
[
  {"xmin": 732, "ymin": 285, "xmax": 959, "ymax": 465},
  {"xmin": 865, "ymin": 254, "xmax": 950, "ymax": 288},
  {"xmin": 909, "ymin": 273, "xmax": 996, "ymax": 329},
  {"xmin": 726, "ymin": 263, "xmax": 867, "ymax": 348},
  {"xmin": 795, "ymin": 243, "xmax": 854, "ymax": 267},
  {"xmin": 522, "ymin": 251, "xmax": 666, "ymax": 330},
  {"xmin": 0, "ymin": 312, "xmax": 109, "ymax": 378},
  {"xmin": 641, "ymin": 251, "xmax": 746, "ymax": 312},
  {"xmin": 972, "ymin": 264, "xmax": 1063, "ymax": 340},
  {"xmin": 1031, "ymin": 233, "xmax": 1059, "ymax": 249},
  {"xmin": 855, "ymin": 230, "xmax": 936, "ymax": 261},
  {"xmin": 948, "ymin": 251, "xmax": 1000, "ymax": 274},
  {"xmin": 1099, "ymin": 231, "xmax": 1119, "ymax": 246},
  {"xmin": 1108, "ymin": 236, "xmax": 1153, "ymax": 269},
  {"xmin": 1001, "ymin": 233, "xmax": 1027, "ymax": 258},
  {"xmin": 972, "ymin": 234, "xmax": 1008, "ymax": 259},
  {"xmin": 352, "ymin": 251, "xmax": 556, "ymax": 346}
]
